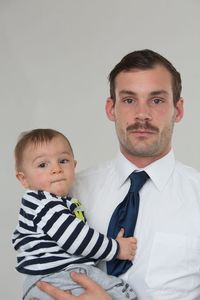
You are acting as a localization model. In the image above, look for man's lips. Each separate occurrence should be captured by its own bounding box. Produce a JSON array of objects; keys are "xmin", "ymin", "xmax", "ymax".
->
[
  {"xmin": 128, "ymin": 130, "xmax": 155, "ymax": 139},
  {"xmin": 127, "ymin": 123, "xmax": 159, "ymax": 134},
  {"xmin": 130, "ymin": 129, "xmax": 155, "ymax": 134}
]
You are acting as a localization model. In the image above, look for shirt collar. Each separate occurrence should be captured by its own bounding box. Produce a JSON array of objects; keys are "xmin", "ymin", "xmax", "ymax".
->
[{"xmin": 115, "ymin": 149, "xmax": 175, "ymax": 191}]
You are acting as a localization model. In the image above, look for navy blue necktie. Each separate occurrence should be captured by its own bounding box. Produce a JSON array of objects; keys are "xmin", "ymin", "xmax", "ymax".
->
[{"xmin": 107, "ymin": 171, "xmax": 149, "ymax": 276}]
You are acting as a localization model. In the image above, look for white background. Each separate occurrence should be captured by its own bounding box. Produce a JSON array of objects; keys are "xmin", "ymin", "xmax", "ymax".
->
[{"xmin": 0, "ymin": 1, "xmax": 200, "ymax": 298}]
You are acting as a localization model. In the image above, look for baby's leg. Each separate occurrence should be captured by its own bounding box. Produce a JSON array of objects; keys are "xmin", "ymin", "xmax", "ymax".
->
[
  {"xmin": 69, "ymin": 264, "xmax": 137, "ymax": 300},
  {"xmin": 23, "ymin": 267, "xmax": 85, "ymax": 300}
]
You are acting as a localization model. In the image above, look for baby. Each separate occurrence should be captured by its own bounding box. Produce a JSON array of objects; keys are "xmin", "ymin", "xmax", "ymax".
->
[{"xmin": 12, "ymin": 128, "xmax": 137, "ymax": 300}]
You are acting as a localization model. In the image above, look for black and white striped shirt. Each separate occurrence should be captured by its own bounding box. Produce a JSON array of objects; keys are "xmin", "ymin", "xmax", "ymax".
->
[{"xmin": 12, "ymin": 190, "xmax": 119, "ymax": 275}]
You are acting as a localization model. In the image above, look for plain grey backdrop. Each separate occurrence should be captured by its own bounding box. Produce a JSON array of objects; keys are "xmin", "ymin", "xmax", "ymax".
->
[{"xmin": 0, "ymin": 0, "xmax": 200, "ymax": 298}]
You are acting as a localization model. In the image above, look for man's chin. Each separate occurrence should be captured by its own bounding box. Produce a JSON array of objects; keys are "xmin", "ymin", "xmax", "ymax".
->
[{"xmin": 127, "ymin": 144, "xmax": 159, "ymax": 157}]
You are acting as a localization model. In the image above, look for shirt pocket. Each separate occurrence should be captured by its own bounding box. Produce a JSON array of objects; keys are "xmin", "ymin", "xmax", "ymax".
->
[{"xmin": 145, "ymin": 232, "xmax": 200, "ymax": 297}]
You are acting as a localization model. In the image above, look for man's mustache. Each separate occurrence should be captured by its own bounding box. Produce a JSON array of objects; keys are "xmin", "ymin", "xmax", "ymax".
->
[{"xmin": 127, "ymin": 122, "xmax": 159, "ymax": 133}]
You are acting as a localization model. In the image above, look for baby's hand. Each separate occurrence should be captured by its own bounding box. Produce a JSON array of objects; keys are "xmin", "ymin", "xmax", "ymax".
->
[{"xmin": 116, "ymin": 228, "xmax": 137, "ymax": 261}]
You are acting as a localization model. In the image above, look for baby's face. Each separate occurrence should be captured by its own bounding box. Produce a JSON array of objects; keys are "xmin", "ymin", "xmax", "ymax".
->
[{"xmin": 17, "ymin": 136, "xmax": 76, "ymax": 197}]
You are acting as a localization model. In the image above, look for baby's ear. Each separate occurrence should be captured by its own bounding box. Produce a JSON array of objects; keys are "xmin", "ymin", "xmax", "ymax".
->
[{"xmin": 16, "ymin": 172, "xmax": 29, "ymax": 188}]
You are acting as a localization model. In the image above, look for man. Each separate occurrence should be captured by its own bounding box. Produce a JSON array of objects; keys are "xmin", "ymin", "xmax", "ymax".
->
[
  {"xmin": 37, "ymin": 49, "xmax": 200, "ymax": 299},
  {"xmin": 73, "ymin": 49, "xmax": 200, "ymax": 299}
]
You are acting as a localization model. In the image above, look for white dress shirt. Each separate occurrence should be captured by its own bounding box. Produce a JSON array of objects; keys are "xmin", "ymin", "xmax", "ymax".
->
[{"xmin": 72, "ymin": 150, "xmax": 200, "ymax": 300}]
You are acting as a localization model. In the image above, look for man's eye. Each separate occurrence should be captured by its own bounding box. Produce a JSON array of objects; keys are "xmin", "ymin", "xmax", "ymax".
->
[
  {"xmin": 124, "ymin": 98, "xmax": 134, "ymax": 104},
  {"xmin": 38, "ymin": 162, "xmax": 46, "ymax": 168},
  {"xmin": 152, "ymin": 98, "xmax": 163, "ymax": 104},
  {"xmin": 60, "ymin": 159, "xmax": 69, "ymax": 164}
]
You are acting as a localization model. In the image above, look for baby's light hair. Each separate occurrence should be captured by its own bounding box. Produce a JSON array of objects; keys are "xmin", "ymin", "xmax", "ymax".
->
[{"xmin": 14, "ymin": 128, "xmax": 74, "ymax": 171}]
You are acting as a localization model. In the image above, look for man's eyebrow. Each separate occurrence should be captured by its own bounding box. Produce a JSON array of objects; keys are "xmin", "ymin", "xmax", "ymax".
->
[
  {"xmin": 119, "ymin": 90, "xmax": 137, "ymax": 96},
  {"xmin": 119, "ymin": 89, "xmax": 169, "ymax": 97},
  {"xmin": 149, "ymin": 90, "xmax": 169, "ymax": 96}
]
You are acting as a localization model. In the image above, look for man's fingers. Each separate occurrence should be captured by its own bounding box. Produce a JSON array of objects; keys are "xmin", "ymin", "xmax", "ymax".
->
[
  {"xmin": 36, "ymin": 281, "xmax": 73, "ymax": 299},
  {"xmin": 70, "ymin": 272, "xmax": 100, "ymax": 292}
]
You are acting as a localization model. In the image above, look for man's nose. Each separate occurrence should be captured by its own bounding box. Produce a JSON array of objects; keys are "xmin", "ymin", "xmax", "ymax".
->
[{"xmin": 135, "ymin": 102, "xmax": 152, "ymax": 121}]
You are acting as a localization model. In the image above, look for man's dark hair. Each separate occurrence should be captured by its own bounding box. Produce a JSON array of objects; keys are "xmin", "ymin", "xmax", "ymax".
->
[{"xmin": 108, "ymin": 49, "xmax": 182, "ymax": 104}]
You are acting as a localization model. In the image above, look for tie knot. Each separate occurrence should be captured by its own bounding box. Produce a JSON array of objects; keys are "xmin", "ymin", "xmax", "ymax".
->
[{"xmin": 129, "ymin": 171, "xmax": 149, "ymax": 193}]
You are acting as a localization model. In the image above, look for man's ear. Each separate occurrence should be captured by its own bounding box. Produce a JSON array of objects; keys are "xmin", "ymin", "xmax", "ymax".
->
[
  {"xmin": 16, "ymin": 171, "xmax": 29, "ymax": 188},
  {"xmin": 74, "ymin": 160, "xmax": 77, "ymax": 168},
  {"xmin": 175, "ymin": 97, "xmax": 184, "ymax": 123},
  {"xmin": 105, "ymin": 97, "xmax": 116, "ymax": 121}
]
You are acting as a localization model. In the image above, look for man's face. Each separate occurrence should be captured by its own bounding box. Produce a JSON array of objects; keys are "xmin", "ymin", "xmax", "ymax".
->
[{"xmin": 106, "ymin": 65, "xmax": 184, "ymax": 167}]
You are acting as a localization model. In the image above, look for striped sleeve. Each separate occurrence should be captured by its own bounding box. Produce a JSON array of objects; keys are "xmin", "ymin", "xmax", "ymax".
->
[{"xmin": 30, "ymin": 192, "xmax": 118, "ymax": 262}]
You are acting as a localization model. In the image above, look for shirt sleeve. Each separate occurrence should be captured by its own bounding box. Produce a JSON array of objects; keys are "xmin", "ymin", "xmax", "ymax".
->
[{"xmin": 31, "ymin": 191, "xmax": 118, "ymax": 261}]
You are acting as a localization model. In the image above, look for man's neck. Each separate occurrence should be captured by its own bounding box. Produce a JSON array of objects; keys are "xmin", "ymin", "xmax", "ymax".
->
[{"xmin": 121, "ymin": 148, "xmax": 171, "ymax": 168}]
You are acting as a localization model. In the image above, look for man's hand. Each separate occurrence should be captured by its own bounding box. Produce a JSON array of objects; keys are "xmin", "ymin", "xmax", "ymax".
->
[{"xmin": 31, "ymin": 271, "xmax": 112, "ymax": 300}]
